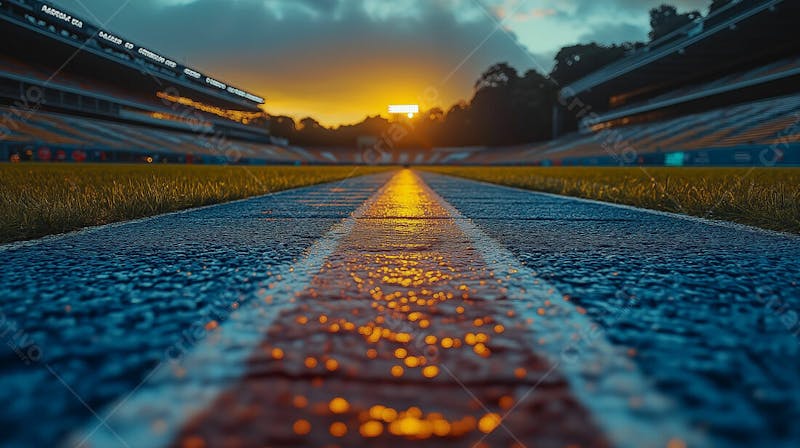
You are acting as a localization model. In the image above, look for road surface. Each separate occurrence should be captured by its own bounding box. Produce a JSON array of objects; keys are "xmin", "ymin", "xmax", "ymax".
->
[{"xmin": 0, "ymin": 169, "xmax": 798, "ymax": 448}]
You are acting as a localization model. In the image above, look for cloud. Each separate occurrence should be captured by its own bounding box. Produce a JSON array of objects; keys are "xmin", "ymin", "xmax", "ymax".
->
[
  {"xmin": 494, "ymin": 4, "xmax": 557, "ymax": 22},
  {"xmin": 497, "ymin": 0, "xmax": 711, "ymax": 71},
  {"xmin": 579, "ymin": 22, "xmax": 648, "ymax": 45},
  {"xmin": 50, "ymin": 0, "xmax": 544, "ymax": 125},
  {"xmin": 49, "ymin": 0, "xmax": 708, "ymax": 124},
  {"xmin": 571, "ymin": 0, "xmax": 711, "ymax": 17}
]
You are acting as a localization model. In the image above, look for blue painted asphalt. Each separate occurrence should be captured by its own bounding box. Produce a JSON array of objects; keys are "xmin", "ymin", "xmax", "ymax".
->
[
  {"xmin": 0, "ymin": 170, "xmax": 798, "ymax": 447},
  {"xmin": 0, "ymin": 172, "xmax": 394, "ymax": 447},
  {"xmin": 420, "ymin": 171, "xmax": 800, "ymax": 448}
]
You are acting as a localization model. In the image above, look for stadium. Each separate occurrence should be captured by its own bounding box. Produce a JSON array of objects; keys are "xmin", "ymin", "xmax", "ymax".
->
[
  {"xmin": 1, "ymin": 1, "xmax": 800, "ymax": 448},
  {"xmin": 0, "ymin": 0, "xmax": 305, "ymax": 165},
  {"xmin": 2, "ymin": 0, "xmax": 800, "ymax": 166}
]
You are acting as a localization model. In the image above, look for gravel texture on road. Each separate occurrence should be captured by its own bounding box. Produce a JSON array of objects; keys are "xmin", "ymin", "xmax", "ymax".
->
[{"xmin": 1, "ymin": 170, "xmax": 798, "ymax": 448}]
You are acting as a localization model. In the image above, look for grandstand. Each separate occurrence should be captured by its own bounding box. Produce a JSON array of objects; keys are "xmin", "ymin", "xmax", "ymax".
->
[
  {"xmin": 497, "ymin": 0, "xmax": 800, "ymax": 167},
  {"xmin": 0, "ymin": 0, "xmax": 315, "ymax": 164}
]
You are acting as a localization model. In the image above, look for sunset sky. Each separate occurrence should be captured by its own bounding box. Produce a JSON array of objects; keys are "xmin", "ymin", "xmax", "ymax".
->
[{"xmin": 54, "ymin": 0, "xmax": 710, "ymax": 126}]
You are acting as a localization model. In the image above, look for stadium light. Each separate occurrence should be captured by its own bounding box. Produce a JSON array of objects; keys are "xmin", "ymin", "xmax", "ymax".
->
[{"xmin": 389, "ymin": 104, "xmax": 419, "ymax": 118}]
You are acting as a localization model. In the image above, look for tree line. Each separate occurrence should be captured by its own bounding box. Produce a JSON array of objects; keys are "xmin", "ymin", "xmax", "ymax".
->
[{"xmin": 269, "ymin": 1, "xmax": 736, "ymax": 148}]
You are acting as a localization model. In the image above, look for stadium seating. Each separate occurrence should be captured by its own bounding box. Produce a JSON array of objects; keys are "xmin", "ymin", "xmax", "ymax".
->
[
  {"xmin": 5, "ymin": 89, "xmax": 798, "ymax": 165},
  {"xmin": 602, "ymin": 55, "xmax": 800, "ymax": 118},
  {"xmin": 0, "ymin": 106, "xmax": 313, "ymax": 164},
  {"xmin": 495, "ymin": 93, "xmax": 800, "ymax": 165},
  {"xmin": 0, "ymin": 53, "xmax": 236, "ymax": 128}
]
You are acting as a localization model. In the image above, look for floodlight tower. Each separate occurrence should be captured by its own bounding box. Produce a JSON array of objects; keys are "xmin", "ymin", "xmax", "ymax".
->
[{"xmin": 388, "ymin": 104, "xmax": 419, "ymax": 119}]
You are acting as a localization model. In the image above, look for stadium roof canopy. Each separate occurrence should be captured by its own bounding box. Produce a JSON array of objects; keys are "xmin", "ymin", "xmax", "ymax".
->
[
  {"xmin": 561, "ymin": 0, "xmax": 800, "ymax": 109},
  {"xmin": 0, "ymin": 0, "xmax": 264, "ymax": 112}
]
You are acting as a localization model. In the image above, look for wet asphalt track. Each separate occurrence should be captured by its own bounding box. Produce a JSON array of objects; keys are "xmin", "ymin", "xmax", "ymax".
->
[{"xmin": 0, "ymin": 169, "xmax": 798, "ymax": 448}]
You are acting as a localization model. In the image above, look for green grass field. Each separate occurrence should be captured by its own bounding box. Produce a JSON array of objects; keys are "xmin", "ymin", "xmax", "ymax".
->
[
  {"xmin": 422, "ymin": 166, "xmax": 800, "ymax": 233},
  {"xmin": 3, "ymin": 164, "xmax": 798, "ymax": 243},
  {"xmin": 0, "ymin": 164, "xmax": 390, "ymax": 243}
]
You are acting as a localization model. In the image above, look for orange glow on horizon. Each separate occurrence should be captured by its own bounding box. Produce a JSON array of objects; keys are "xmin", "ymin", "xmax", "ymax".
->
[
  {"xmin": 220, "ymin": 60, "xmax": 473, "ymax": 127},
  {"xmin": 263, "ymin": 94, "xmax": 429, "ymax": 127}
]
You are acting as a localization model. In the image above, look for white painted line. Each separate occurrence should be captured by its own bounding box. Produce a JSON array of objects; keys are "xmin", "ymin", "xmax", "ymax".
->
[
  {"xmin": 69, "ymin": 175, "xmax": 395, "ymax": 448},
  {"xmin": 418, "ymin": 172, "xmax": 708, "ymax": 448}
]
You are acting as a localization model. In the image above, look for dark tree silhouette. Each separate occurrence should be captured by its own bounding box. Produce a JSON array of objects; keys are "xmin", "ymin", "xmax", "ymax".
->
[
  {"xmin": 269, "ymin": 116, "xmax": 296, "ymax": 140},
  {"xmin": 293, "ymin": 117, "xmax": 331, "ymax": 146},
  {"xmin": 649, "ymin": 4, "xmax": 701, "ymax": 42},
  {"xmin": 474, "ymin": 62, "xmax": 518, "ymax": 90},
  {"xmin": 265, "ymin": 4, "xmax": 719, "ymax": 149},
  {"xmin": 512, "ymin": 69, "xmax": 556, "ymax": 143},
  {"xmin": 470, "ymin": 63, "xmax": 520, "ymax": 145},
  {"xmin": 298, "ymin": 117, "xmax": 323, "ymax": 131},
  {"xmin": 440, "ymin": 102, "xmax": 472, "ymax": 147}
]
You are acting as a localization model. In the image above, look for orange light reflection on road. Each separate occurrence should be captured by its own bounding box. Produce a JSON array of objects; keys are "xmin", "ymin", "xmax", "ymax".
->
[
  {"xmin": 174, "ymin": 170, "xmax": 608, "ymax": 448},
  {"xmin": 259, "ymin": 171, "xmax": 513, "ymax": 441}
]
